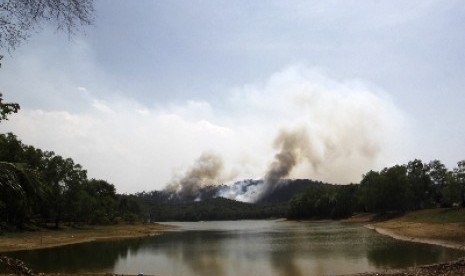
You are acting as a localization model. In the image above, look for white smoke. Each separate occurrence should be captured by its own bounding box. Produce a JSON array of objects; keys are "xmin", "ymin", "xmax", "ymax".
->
[
  {"xmin": 217, "ymin": 180, "xmax": 265, "ymax": 203},
  {"xmin": 231, "ymin": 66, "xmax": 408, "ymax": 201},
  {"xmin": 2, "ymin": 65, "xmax": 410, "ymax": 194},
  {"xmin": 164, "ymin": 152, "xmax": 227, "ymax": 200}
]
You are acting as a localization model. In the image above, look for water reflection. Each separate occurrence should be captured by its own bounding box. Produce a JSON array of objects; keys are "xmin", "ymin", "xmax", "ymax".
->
[
  {"xmin": 8, "ymin": 238, "xmax": 147, "ymax": 273},
  {"xmin": 7, "ymin": 220, "xmax": 465, "ymax": 275}
]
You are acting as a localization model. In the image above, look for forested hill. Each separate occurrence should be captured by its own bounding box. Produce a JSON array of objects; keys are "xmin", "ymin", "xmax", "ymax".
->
[
  {"xmin": 134, "ymin": 179, "xmax": 326, "ymax": 222},
  {"xmin": 135, "ymin": 178, "xmax": 325, "ymax": 204},
  {"xmin": 2, "ymin": 131, "xmax": 464, "ymax": 228},
  {"xmin": 0, "ymin": 132, "xmax": 329, "ymax": 227},
  {"xmin": 146, "ymin": 197, "xmax": 288, "ymax": 222}
]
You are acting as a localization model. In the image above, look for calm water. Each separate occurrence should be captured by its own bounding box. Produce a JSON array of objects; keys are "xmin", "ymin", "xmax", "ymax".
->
[{"xmin": 7, "ymin": 220, "xmax": 465, "ymax": 275}]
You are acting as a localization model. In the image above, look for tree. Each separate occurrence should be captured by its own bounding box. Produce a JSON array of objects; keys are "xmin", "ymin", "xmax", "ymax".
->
[
  {"xmin": 359, "ymin": 166, "xmax": 409, "ymax": 213},
  {"xmin": 455, "ymin": 160, "xmax": 465, "ymax": 207},
  {"xmin": 428, "ymin": 160, "xmax": 448, "ymax": 205},
  {"xmin": 440, "ymin": 171, "xmax": 462, "ymax": 207},
  {"xmin": 0, "ymin": 0, "xmax": 94, "ymax": 52},
  {"xmin": 82, "ymin": 179, "xmax": 117, "ymax": 224},
  {"xmin": 0, "ymin": 161, "xmax": 45, "ymax": 229},
  {"xmin": 0, "ymin": 93, "xmax": 19, "ymax": 122},
  {"xmin": 407, "ymin": 159, "xmax": 433, "ymax": 210},
  {"xmin": 428, "ymin": 160, "xmax": 448, "ymax": 186},
  {"xmin": 0, "ymin": 0, "xmax": 94, "ymax": 118},
  {"xmin": 41, "ymin": 154, "xmax": 87, "ymax": 227}
]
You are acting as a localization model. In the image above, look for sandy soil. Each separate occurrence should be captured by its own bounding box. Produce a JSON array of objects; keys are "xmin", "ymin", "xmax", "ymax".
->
[
  {"xmin": 352, "ymin": 257, "xmax": 465, "ymax": 276},
  {"xmin": 0, "ymin": 223, "xmax": 175, "ymax": 253},
  {"xmin": 366, "ymin": 220, "xmax": 465, "ymax": 250},
  {"xmin": 358, "ymin": 212, "xmax": 465, "ymax": 275}
]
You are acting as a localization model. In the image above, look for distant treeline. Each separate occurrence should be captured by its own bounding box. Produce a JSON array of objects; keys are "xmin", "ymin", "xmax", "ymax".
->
[
  {"xmin": 0, "ymin": 133, "xmax": 145, "ymax": 231},
  {"xmin": 134, "ymin": 178, "xmax": 322, "ymax": 221},
  {"xmin": 145, "ymin": 197, "xmax": 288, "ymax": 221},
  {"xmin": 2, "ymin": 132, "xmax": 465, "ymax": 229},
  {"xmin": 288, "ymin": 159, "xmax": 465, "ymax": 220}
]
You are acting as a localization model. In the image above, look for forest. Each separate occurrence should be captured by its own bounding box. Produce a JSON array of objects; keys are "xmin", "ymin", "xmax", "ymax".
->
[
  {"xmin": 0, "ymin": 133, "xmax": 145, "ymax": 230},
  {"xmin": 288, "ymin": 159, "xmax": 465, "ymax": 219},
  {"xmin": 1, "ymin": 129, "xmax": 465, "ymax": 229},
  {"xmin": 1, "ymin": 0, "xmax": 464, "ymax": 231}
]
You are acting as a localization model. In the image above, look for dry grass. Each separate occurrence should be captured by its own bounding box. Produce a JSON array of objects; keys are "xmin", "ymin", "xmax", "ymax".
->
[
  {"xmin": 0, "ymin": 223, "xmax": 175, "ymax": 253},
  {"xmin": 367, "ymin": 208, "xmax": 465, "ymax": 250}
]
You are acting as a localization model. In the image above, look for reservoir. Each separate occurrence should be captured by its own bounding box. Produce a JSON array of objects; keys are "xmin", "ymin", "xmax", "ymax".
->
[{"xmin": 7, "ymin": 220, "xmax": 465, "ymax": 275}]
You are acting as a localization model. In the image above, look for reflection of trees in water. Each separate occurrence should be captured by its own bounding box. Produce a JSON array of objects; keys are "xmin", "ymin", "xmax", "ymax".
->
[
  {"xmin": 8, "ymin": 222, "xmax": 464, "ymax": 275},
  {"xmin": 366, "ymin": 240, "xmax": 465, "ymax": 269},
  {"xmin": 145, "ymin": 231, "xmax": 225, "ymax": 275},
  {"xmin": 268, "ymin": 232, "xmax": 304, "ymax": 276},
  {"xmin": 268, "ymin": 222, "xmax": 370, "ymax": 276},
  {"xmin": 7, "ymin": 238, "xmax": 146, "ymax": 273}
]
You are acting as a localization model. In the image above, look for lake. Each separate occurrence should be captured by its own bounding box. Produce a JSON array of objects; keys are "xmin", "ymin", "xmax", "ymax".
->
[{"xmin": 7, "ymin": 220, "xmax": 465, "ymax": 275}]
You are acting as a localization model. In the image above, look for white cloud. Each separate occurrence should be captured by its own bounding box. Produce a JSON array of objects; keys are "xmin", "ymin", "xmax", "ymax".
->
[{"xmin": 0, "ymin": 65, "xmax": 411, "ymax": 193}]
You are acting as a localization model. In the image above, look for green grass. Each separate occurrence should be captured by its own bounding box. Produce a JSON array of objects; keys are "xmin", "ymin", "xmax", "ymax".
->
[{"xmin": 402, "ymin": 208, "xmax": 465, "ymax": 224}]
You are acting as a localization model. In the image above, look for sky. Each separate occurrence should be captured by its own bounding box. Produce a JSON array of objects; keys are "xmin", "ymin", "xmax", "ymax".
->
[{"xmin": 1, "ymin": 0, "xmax": 464, "ymax": 193}]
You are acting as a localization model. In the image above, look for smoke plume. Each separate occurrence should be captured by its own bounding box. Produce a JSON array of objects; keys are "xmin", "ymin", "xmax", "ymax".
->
[
  {"xmin": 165, "ymin": 152, "xmax": 224, "ymax": 201},
  {"xmin": 251, "ymin": 67, "xmax": 407, "ymax": 202},
  {"xmin": 258, "ymin": 128, "xmax": 310, "ymax": 200}
]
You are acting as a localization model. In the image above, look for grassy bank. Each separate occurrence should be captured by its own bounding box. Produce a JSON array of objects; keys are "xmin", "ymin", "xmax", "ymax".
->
[
  {"xmin": 0, "ymin": 223, "xmax": 175, "ymax": 253},
  {"xmin": 367, "ymin": 208, "xmax": 465, "ymax": 250}
]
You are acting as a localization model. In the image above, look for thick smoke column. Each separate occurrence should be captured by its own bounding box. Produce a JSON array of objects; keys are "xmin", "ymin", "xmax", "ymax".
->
[
  {"xmin": 258, "ymin": 128, "xmax": 310, "ymax": 200},
  {"xmin": 165, "ymin": 152, "xmax": 224, "ymax": 201},
  {"xmin": 251, "ymin": 67, "xmax": 406, "ymax": 202}
]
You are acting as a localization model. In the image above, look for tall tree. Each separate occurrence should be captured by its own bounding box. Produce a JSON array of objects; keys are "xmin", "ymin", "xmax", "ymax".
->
[
  {"xmin": 0, "ymin": 161, "xmax": 45, "ymax": 228},
  {"xmin": 407, "ymin": 159, "xmax": 432, "ymax": 210},
  {"xmin": 455, "ymin": 160, "xmax": 465, "ymax": 207},
  {"xmin": 428, "ymin": 160, "xmax": 448, "ymax": 205},
  {"xmin": 359, "ymin": 166, "xmax": 409, "ymax": 213}
]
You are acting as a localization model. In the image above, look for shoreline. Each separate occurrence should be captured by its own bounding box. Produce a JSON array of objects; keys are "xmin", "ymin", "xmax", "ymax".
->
[
  {"xmin": 365, "ymin": 224, "xmax": 465, "ymax": 251},
  {"xmin": 363, "ymin": 209, "xmax": 465, "ymax": 252},
  {"xmin": 356, "ymin": 209, "xmax": 465, "ymax": 275},
  {"xmin": 2, "ymin": 212, "xmax": 465, "ymax": 275},
  {"xmin": 0, "ymin": 223, "xmax": 176, "ymax": 253}
]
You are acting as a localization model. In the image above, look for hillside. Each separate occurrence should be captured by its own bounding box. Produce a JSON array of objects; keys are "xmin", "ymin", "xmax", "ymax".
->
[{"xmin": 136, "ymin": 179, "xmax": 327, "ymax": 221}]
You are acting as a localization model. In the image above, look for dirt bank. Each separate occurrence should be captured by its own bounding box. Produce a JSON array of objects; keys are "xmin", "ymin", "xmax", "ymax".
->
[
  {"xmin": 365, "ymin": 209, "xmax": 465, "ymax": 250},
  {"xmin": 358, "ymin": 209, "xmax": 465, "ymax": 275},
  {"xmin": 0, "ymin": 223, "xmax": 175, "ymax": 252},
  {"xmin": 353, "ymin": 257, "xmax": 465, "ymax": 276}
]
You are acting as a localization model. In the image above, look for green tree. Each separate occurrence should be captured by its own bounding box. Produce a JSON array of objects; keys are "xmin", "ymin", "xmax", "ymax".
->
[
  {"xmin": 407, "ymin": 159, "xmax": 433, "ymax": 210},
  {"xmin": 455, "ymin": 160, "xmax": 465, "ymax": 207},
  {"xmin": 0, "ymin": 93, "xmax": 19, "ymax": 122},
  {"xmin": 428, "ymin": 160, "xmax": 448, "ymax": 205},
  {"xmin": 41, "ymin": 154, "xmax": 87, "ymax": 227},
  {"xmin": 440, "ymin": 171, "xmax": 462, "ymax": 207},
  {"xmin": 359, "ymin": 166, "xmax": 409, "ymax": 213},
  {"xmin": 83, "ymin": 179, "xmax": 117, "ymax": 224},
  {"xmin": 0, "ymin": 162, "xmax": 45, "ymax": 229}
]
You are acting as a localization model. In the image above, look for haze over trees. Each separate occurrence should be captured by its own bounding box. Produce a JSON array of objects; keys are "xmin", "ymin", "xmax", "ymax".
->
[
  {"xmin": 0, "ymin": 128, "xmax": 464, "ymax": 228},
  {"xmin": 289, "ymin": 159, "xmax": 465, "ymax": 220},
  {"xmin": 0, "ymin": 0, "xmax": 100, "ymax": 230},
  {"xmin": 0, "ymin": 133, "xmax": 145, "ymax": 230}
]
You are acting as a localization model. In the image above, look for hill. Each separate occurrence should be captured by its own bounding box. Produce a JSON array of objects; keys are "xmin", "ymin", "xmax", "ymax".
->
[{"xmin": 135, "ymin": 179, "xmax": 328, "ymax": 221}]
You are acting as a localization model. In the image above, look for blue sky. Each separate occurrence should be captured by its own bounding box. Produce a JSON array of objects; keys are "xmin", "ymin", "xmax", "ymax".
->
[{"xmin": 1, "ymin": 1, "xmax": 464, "ymax": 193}]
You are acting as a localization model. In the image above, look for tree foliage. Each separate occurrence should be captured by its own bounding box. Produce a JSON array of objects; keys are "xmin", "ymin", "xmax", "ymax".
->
[
  {"xmin": 0, "ymin": 133, "xmax": 145, "ymax": 230},
  {"xmin": 0, "ymin": 93, "xmax": 19, "ymax": 122},
  {"xmin": 289, "ymin": 159, "xmax": 465, "ymax": 220},
  {"xmin": 0, "ymin": 0, "xmax": 94, "ymax": 52},
  {"xmin": 288, "ymin": 184, "xmax": 359, "ymax": 219}
]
